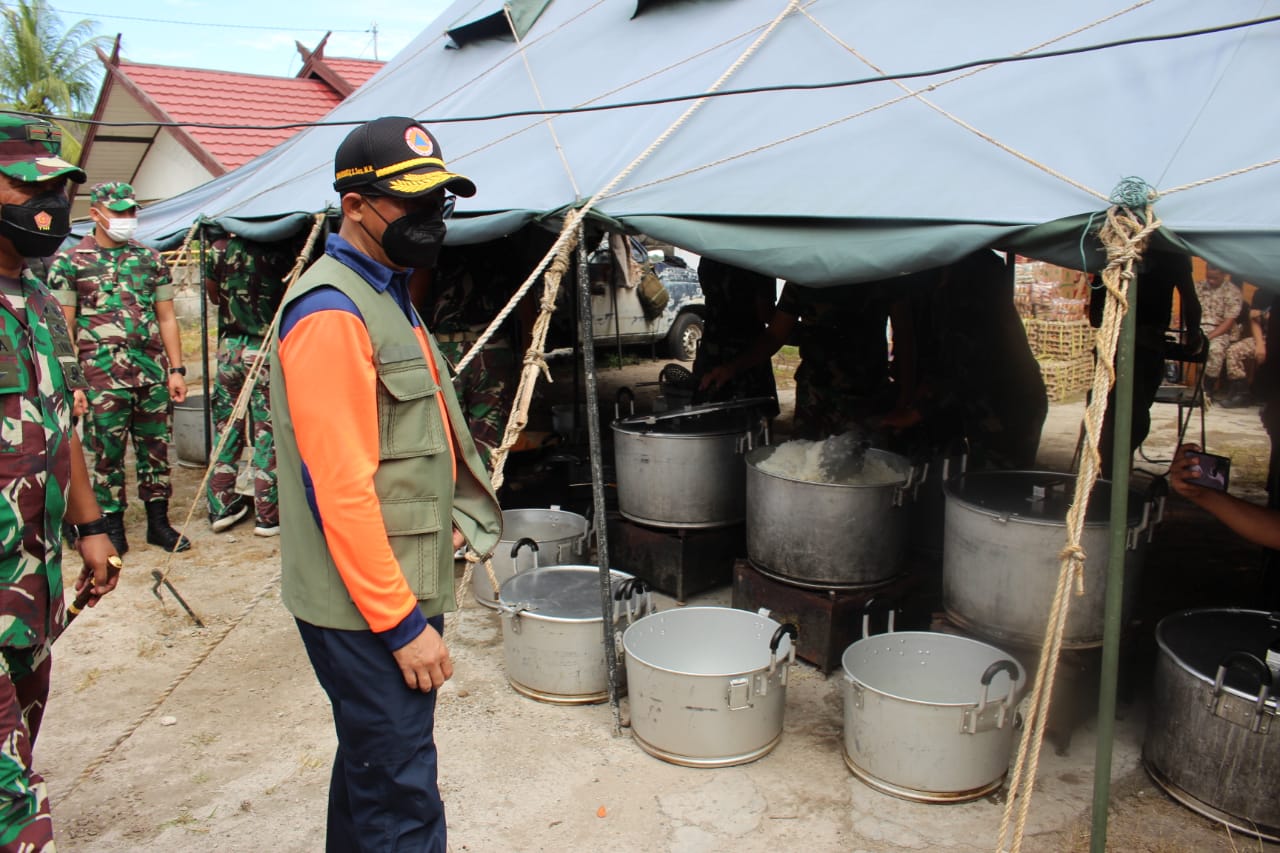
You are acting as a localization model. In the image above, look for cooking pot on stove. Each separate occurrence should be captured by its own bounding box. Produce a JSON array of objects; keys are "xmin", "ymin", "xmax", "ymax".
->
[
  {"xmin": 745, "ymin": 444, "xmax": 916, "ymax": 588},
  {"xmin": 942, "ymin": 471, "xmax": 1158, "ymax": 647},
  {"xmin": 612, "ymin": 398, "xmax": 770, "ymax": 529},
  {"xmin": 1143, "ymin": 608, "xmax": 1280, "ymax": 842}
]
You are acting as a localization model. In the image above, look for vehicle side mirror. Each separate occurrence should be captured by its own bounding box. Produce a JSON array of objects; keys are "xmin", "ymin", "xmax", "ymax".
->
[{"xmin": 647, "ymin": 249, "xmax": 665, "ymax": 265}]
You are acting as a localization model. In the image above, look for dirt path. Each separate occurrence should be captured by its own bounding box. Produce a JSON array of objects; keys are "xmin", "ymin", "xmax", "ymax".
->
[{"xmin": 38, "ymin": 357, "xmax": 1279, "ymax": 852}]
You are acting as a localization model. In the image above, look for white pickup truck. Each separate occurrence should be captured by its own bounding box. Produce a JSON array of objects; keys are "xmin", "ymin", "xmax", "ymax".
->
[{"xmin": 583, "ymin": 234, "xmax": 706, "ymax": 360}]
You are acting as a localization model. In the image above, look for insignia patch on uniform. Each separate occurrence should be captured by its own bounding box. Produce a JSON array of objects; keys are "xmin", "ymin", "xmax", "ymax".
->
[{"xmin": 404, "ymin": 127, "xmax": 435, "ymax": 157}]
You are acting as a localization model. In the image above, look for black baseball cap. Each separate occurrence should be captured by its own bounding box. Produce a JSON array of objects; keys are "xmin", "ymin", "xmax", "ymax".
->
[{"xmin": 333, "ymin": 116, "xmax": 476, "ymax": 199}]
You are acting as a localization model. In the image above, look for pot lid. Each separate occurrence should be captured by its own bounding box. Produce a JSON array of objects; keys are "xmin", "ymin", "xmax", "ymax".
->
[
  {"xmin": 943, "ymin": 470, "xmax": 1144, "ymax": 525},
  {"xmin": 1157, "ymin": 608, "xmax": 1280, "ymax": 695},
  {"xmin": 499, "ymin": 566, "xmax": 626, "ymax": 620},
  {"xmin": 613, "ymin": 401, "xmax": 765, "ymax": 436}
]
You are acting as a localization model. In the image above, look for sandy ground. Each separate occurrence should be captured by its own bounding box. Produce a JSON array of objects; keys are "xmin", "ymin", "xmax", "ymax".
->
[{"xmin": 37, "ymin": 355, "xmax": 1280, "ymax": 853}]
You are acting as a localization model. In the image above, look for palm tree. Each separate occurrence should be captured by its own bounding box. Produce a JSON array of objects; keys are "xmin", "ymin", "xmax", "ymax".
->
[{"xmin": 0, "ymin": 0, "xmax": 107, "ymax": 159}]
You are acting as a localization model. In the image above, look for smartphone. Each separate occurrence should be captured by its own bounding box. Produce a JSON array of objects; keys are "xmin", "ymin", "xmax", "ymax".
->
[{"xmin": 1185, "ymin": 450, "xmax": 1231, "ymax": 492}]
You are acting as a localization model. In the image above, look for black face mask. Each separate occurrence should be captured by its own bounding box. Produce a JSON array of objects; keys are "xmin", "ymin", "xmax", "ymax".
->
[
  {"xmin": 363, "ymin": 199, "xmax": 446, "ymax": 270},
  {"xmin": 0, "ymin": 190, "xmax": 72, "ymax": 259}
]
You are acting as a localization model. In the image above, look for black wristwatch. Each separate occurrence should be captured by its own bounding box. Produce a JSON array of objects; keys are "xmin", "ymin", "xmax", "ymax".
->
[
  {"xmin": 169, "ymin": 366, "xmax": 187, "ymax": 376},
  {"xmin": 71, "ymin": 516, "xmax": 111, "ymax": 538}
]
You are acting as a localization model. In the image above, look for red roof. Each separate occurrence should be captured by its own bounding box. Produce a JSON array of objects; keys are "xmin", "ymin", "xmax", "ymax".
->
[
  {"xmin": 117, "ymin": 62, "xmax": 346, "ymax": 170},
  {"xmin": 319, "ymin": 58, "xmax": 383, "ymax": 89}
]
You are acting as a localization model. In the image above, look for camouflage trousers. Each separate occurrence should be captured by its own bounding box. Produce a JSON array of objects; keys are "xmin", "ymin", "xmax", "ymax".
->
[
  {"xmin": 1203, "ymin": 328, "xmax": 1242, "ymax": 380},
  {"xmin": 438, "ymin": 340, "xmax": 516, "ymax": 469},
  {"xmin": 83, "ymin": 383, "xmax": 172, "ymax": 512},
  {"xmin": 1224, "ymin": 336, "xmax": 1257, "ymax": 381},
  {"xmin": 0, "ymin": 648, "xmax": 53, "ymax": 852},
  {"xmin": 206, "ymin": 338, "xmax": 277, "ymax": 524}
]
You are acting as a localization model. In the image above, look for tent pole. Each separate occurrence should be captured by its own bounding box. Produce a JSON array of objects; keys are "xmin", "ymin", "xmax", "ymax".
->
[
  {"xmin": 1089, "ymin": 268, "xmax": 1138, "ymax": 852},
  {"xmin": 197, "ymin": 221, "xmax": 213, "ymax": 464},
  {"xmin": 577, "ymin": 220, "xmax": 622, "ymax": 733}
]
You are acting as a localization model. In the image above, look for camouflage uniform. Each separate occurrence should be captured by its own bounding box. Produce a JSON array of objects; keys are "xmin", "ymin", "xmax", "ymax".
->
[
  {"xmin": 0, "ymin": 266, "xmax": 86, "ymax": 849},
  {"xmin": 1195, "ymin": 278, "xmax": 1243, "ymax": 381},
  {"xmin": 425, "ymin": 246, "xmax": 519, "ymax": 467},
  {"xmin": 691, "ymin": 258, "xmax": 779, "ymax": 417},
  {"xmin": 776, "ymin": 281, "xmax": 894, "ymax": 439},
  {"xmin": 47, "ymin": 234, "xmax": 175, "ymax": 513},
  {"xmin": 205, "ymin": 236, "xmax": 290, "ymax": 524}
]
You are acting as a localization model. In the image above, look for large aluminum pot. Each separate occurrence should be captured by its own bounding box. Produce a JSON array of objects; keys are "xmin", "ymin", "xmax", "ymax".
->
[
  {"xmin": 1143, "ymin": 608, "xmax": 1280, "ymax": 842},
  {"xmin": 498, "ymin": 566, "xmax": 650, "ymax": 705},
  {"xmin": 842, "ymin": 624, "xmax": 1026, "ymax": 802},
  {"xmin": 612, "ymin": 401, "xmax": 767, "ymax": 529},
  {"xmin": 745, "ymin": 445, "xmax": 914, "ymax": 588},
  {"xmin": 942, "ymin": 471, "xmax": 1154, "ymax": 648},
  {"xmin": 622, "ymin": 607, "xmax": 797, "ymax": 767},
  {"xmin": 473, "ymin": 508, "xmax": 590, "ymax": 609}
]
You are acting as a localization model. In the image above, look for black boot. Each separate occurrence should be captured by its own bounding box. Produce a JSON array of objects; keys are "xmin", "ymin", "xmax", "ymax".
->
[
  {"xmin": 104, "ymin": 511, "xmax": 129, "ymax": 555},
  {"xmin": 145, "ymin": 500, "xmax": 191, "ymax": 552},
  {"xmin": 1220, "ymin": 379, "xmax": 1252, "ymax": 409}
]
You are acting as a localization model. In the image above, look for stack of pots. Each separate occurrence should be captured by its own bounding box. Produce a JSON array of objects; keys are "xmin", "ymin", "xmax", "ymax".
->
[
  {"xmin": 498, "ymin": 565, "xmax": 649, "ymax": 704},
  {"xmin": 473, "ymin": 507, "xmax": 590, "ymax": 608},
  {"xmin": 1144, "ymin": 608, "xmax": 1280, "ymax": 841},
  {"xmin": 942, "ymin": 471, "xmax": 1155, "ymax": 647},
  {"xmin": 744, "ymin": 445, "xmax": 916, "ymax": 588},
  {"xmin": 622, "ymin": 606, "xmax": 797, "ymax": 766},
  {"xmin": 611, "ymin": 400, "xmax": 769, "ymax": 529}
]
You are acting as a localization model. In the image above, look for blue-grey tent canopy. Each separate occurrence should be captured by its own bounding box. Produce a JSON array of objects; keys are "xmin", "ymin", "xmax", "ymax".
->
[{"xmin": 137, "ymin": 0, "xmax": 1280, "ymax": 289}]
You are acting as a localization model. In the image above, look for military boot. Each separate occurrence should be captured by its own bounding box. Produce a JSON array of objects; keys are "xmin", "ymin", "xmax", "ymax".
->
[
  {"xmin": 145, "ymin": 500, "xmax": 191, "ymax": 552},
  {"xmin": 1220, "ymin": 379, "xmax": 1252, "ymax": 409},
  {"xmin": 104, "ymin": 511, "xmax": 129, "ymax": 556}
]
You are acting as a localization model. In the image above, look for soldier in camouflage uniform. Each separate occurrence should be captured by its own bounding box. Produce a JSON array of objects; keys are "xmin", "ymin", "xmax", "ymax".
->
[
  {"xmin": 881, "ymin": 252, "xmax": 1048, "ymax": 470},
  {"xmin": 690, "ymin": 257, "xmax": 779, "ymax": 417},
  {"xmin": 419, "ymin": 242, "xmax": 522, "ymax": 467},
  {"xmin": 1195, "ymin": 263, "xmax": 1244, "ymax": 396},
  {"xmin": 47, "ymin": 182, "xmax": 192, "ymax": 554},
  {"xmin": 0, "ymin": 112, "xmax": 122, "ymax": 852},
  {"xmin": 702, "ymin": 278, "xmax": 895, "ymax": 438},
  {"xmin": 204, "ymin": 234, "xmax": 295, "ymax": 534}
]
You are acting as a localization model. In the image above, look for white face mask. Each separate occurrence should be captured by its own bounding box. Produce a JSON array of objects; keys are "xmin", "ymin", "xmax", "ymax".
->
[{"xmin": 100, "ymin": 215, "xmax": 137, "ymax": 242}]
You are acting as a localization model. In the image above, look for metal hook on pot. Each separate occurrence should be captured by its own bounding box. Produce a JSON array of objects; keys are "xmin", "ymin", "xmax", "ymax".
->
[
  {"xmin": 766, "ymin": 623, "xmax": 799, "ymax": 678},
  {"xmin": 1209, "ymin": 650, "xmax": 1274, "ymax": 733},
  {"xmin": 613, "ymin": 577, "xmax": 652, "ymax": 623},
  {"xmin": 860, "ymin": 597, "xmax": 897, "ymax": 639},
  {"xmin": 969, "ymin": 659, "xmax": 1021, "ymax": 732},
  {"xmin": 615, "ymin": 386, "xmax": 635, "ymax": 418}
]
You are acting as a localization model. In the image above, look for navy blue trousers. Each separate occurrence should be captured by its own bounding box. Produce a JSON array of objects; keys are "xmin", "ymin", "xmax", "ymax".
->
[{"xmin": 296, "ymin": 616, "xmax": 446, "ymax": 853}]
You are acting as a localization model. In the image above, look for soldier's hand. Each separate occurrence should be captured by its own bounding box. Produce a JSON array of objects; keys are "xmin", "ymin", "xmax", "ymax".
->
[
  {"xmin": 391, "ymin": 623, "xmax": 453, "ymax": 693},
  {"xmin": 74, "ymin": 534, "xmax": 121, "ymax": 607},
  {"xmin": 452, "ymin": 526, "xmax": 465, "ymax": 550},
  {"xmin": 72, "ymin": 389, "xmax": 88, "ymax": 417},
  {"xmin": 168, "ymin": 373, "xmax": 188, "ymax": 403}
]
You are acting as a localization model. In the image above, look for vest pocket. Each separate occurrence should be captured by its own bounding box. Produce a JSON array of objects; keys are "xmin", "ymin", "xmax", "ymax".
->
[
  {"xmin": 374, "ymin": 357, "xmax": 446, "ymax": 459},
  {"xmin": 380, "ymin": 497, "xmax": 442, "ymax": 600}
]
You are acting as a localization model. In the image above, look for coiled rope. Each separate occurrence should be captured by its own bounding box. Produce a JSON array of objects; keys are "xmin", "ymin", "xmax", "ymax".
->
[{"xmin": 995, "ymin": 179, "xmax": 1160, "ymax": 853}]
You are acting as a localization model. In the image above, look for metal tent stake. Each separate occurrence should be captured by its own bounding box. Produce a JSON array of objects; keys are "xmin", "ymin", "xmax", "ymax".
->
[{"xmin": 151, "ymin": 570, "xmax": 204, "ymax": 628}]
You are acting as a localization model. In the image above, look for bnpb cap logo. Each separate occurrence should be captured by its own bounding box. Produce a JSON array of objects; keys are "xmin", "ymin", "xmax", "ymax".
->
[{"xmin": 404, "ymin": 127, "xmax": 435, "ymax": 157}]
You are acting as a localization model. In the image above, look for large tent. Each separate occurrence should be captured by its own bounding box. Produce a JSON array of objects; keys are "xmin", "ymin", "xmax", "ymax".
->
[{"xmin": 137, "ymin": 0, "xmax": 1280, "ymax": 290}]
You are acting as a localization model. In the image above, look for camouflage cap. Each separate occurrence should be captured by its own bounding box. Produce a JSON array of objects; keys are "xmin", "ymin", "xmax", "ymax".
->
[
  {"xmin": 89, "ymin": 181, "xmax": 138, "ymax": 211},
  {"xmin": 0, "ymin": 112, "xmax": 87, "ymax": 184}
]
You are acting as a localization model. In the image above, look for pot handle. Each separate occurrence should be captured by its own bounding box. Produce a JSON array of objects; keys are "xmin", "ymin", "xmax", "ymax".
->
[
  {"xmin": 615, "ymin": 387, "xmax": 635, "ymax": 418},
  {"xmin": 1210, "ymin": 651, "xmax": 1274, "ymax": 733},
  {"xmin": 766, "ymin": 623, "xmax": 799, "ymax": 677},
  {"xmin": 966, "ymin": 659, "xmax": 1020, "ymax": 732},
  {"xmin": 510, "ymin": 537, "xmax": 540, "ymax": 568},
  {"xmin": 860, "ymin": 597, "xmax": 897, "ymax": 639},
  {"xmin": 940, "ymin": 437, "xmax": 970, "ymax": 483},
  {"xmin": 613, "ymin": 577, "xmax": 652, "ymax": 624},
  {"xmin": 1144, "ymin": 477, "xmax": 1168, "ymax": 542}
]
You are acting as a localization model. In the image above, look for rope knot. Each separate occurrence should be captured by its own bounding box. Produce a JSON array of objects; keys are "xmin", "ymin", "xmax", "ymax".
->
[{"xmin": 1109, "ymin": 177, "xmax": 1158, "ymax": 209}]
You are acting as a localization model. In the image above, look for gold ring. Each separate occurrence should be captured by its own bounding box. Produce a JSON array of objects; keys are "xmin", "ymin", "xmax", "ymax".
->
[{"xmin": 107, "ymin": 555, "xmax": 124, "ymax": 570}]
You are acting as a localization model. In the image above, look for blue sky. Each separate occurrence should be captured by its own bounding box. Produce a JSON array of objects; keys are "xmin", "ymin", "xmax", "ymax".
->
[{"xmin": 49, "ymin": 0, "xmax": 455, "ymax": 78}]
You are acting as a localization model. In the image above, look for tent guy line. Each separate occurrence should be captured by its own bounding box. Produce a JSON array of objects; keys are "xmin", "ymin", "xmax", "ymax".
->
[{"xmin": 20, "ymin": 11, "xmax": 1280, "ymax": 134}]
